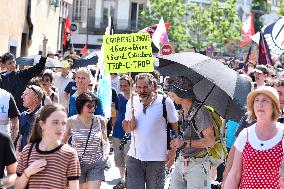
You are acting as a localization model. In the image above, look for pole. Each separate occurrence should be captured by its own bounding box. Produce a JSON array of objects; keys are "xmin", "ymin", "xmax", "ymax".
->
[
  {"xmin": 86, "ymin": 0, "xmax": 90, "ymax": 49},
  {"xmin": 129, "ymin": 72, "xmax": 136, "ymax": 156}
]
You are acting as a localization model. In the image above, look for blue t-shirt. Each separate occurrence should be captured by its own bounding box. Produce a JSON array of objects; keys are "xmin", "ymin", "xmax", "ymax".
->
[
  {"xmin": 19, "ymin": 106, "xmax": 41, "ymax": 151},
  {"xmin": 64, "ymin": 80, "xmax": 77, "ymax": 96},
  {"xmin": 226, "ymin": 120, "xmax": 239, "ymax": 149},
  {"xmin": 68, "ymin": 92, "xmax": 104, "ymax": 117},
  {"xmin": 112, "ymin": 94, "xmax": 129, "ymax": 139}
]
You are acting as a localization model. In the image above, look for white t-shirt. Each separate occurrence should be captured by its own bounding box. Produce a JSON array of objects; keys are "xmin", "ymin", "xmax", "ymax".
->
[
  {"xmin": 53, "ymin": 73, "xmax": 72, "ymax": 109},
  {"xmin": 125, "ymin": 94, "xmax": 178, "ymax": 161},
  {"xmin": 234, "ymin": 123, "xmax": 284, "ymax": 152}
]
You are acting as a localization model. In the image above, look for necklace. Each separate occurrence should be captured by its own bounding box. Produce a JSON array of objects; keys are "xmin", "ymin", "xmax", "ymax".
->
[{"xmin": 142, "ymin": 94, "xmax": 157, "ymax": 114}]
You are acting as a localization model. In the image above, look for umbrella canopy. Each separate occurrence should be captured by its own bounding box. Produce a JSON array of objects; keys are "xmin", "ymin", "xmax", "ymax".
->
[
  {"xmin": 16, "ymin": 55, "xmax": 64, "ymax": 68},
  {"xmin": 158, "ymin": 52, "xmax": 252, "ymax": 121},
  {"xmin": 72, "ymin": 51, "xmax": 98, "ymax": 69}
]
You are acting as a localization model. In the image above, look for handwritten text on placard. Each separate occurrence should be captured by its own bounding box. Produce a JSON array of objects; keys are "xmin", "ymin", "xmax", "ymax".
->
[{"xmin": 103, "ymin": 33, "xmax": 154, "ymax": 73}]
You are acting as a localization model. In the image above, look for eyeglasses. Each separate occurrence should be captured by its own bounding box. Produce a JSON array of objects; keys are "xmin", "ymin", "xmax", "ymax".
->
[
  {"xmin": 85, "ymin": 103, "xmax": 96, "ymax": 109},
  {"xmin": 42, "ymin": 78, "xmax": 50, "ymax": 82},
  {"xmin": 27, "ymin": 85, "xmax": 41, "ymax": 98},
  {"xmin": 5, "ymin": 60, "xmax": 15, "ymax": 65}
]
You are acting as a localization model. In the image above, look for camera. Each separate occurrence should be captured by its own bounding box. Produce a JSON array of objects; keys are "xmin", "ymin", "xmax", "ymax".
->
[{"xmin": 119, "ymin": 133, "xmax": 130, "ymax": 150}]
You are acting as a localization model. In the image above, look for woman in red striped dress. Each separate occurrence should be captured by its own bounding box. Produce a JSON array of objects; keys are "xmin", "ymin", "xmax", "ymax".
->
[{"xmin": 224, "ymin": 86, "xmax": 284, "ymax": 189}]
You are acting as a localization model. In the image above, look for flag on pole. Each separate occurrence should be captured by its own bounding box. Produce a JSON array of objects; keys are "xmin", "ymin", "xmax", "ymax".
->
[
  {"xmin": 80, "ymin": 44, "xmax": 88, "ymax": 56},
  {"xmin": 152, "ymin": 17, "xmax": 170, "ymax": 49},
  {"xmin": 251, "ymin": 16, "xmax": 284, "ymax": 60},
  {"xmin": 258, "ymin": 31, "xmax": 273, "ymax": 65},
  {"xmin": 63, "ymin": 16, "xmax": 72, "ymax": 52},
  {"xmin": 240, "ymin": 13, "xmax": 255, "ymax": 47},
  {"xmin": 96, "ymin": 16, "xmax": 113, "ymax": 118},
  {"xmin": 139, "ymin": 22, "xmax": 171, "ymax": 37}
]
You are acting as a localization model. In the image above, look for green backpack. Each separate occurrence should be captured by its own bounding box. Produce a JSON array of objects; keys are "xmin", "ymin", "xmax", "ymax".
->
[{"xmin": 189, "ymin": 103, "xmax": 227, "ymax": 167}]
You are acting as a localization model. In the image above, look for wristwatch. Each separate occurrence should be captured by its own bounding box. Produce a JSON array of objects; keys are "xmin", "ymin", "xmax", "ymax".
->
[{"xmin": 0, "ymin": 178, "xmax": 4, "ymax": 188}]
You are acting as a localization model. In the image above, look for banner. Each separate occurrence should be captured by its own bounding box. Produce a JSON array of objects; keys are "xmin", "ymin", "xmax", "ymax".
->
[
  {"xmin": 103, "ymin": 33, "xmax": 154, "ymax": 73},
  {"xmin": 152, "ymin": 17, "xmax": 170, "ymax": 49},
  {"xmin": 252, "ymin": 16, "xmax": 284, "ymax": 60},
  {"xmin": 258, "ymin": 31, "xmax": 273, "ymax": 65},
  {"xmin": 63, "ymin": 16, "xmax": 72, "ymax": 52},
  {"xmin": 240, "ymin": 13, "xmax": 255, "ymax": 47}
]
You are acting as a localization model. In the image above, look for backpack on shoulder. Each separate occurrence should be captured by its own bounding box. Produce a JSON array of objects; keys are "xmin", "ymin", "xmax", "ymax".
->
[{"xmin": 190, "ymin": 102, "xmax": 227, "ymax": 167}]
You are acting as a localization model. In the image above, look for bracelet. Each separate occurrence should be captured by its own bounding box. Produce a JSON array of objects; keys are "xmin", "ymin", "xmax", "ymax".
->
[
  {"xmin": 177, "ymin": 141, "xmax": 187, "ymax": 151},
  {"xmin": 23, "ymin": 170, "xmax": 30, "ymax": 178}
]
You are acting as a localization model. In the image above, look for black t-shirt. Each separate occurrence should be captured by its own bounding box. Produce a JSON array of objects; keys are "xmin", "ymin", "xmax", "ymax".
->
[
  {"xmin": 8, "ymin": 94, "xmax": 20, "ymax": 119},
  {"xmin": 0, "ymin": 132, "xmax": 17, "ymax": 178}
]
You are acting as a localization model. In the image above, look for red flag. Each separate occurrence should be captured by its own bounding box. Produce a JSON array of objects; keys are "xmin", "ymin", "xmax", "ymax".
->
[
  {"xmin": 63, "ymin": 17, "xmax": 72, "ymax": 49},
  {"xmin": 81, "ymin": 44, "xmax": 88, "ymax": 56},
  {"xmin": 258, "ymin": 31, "xmax": 273, "ymax": 65},
  {"xmin": 240, "ymin": 13, "xmax": 255, "ymax": 47}
]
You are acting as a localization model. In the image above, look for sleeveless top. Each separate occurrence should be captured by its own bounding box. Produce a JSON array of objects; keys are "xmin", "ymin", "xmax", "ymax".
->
[
  {"xmin": 239, "ymin": 129, "xmax": 284, "ymax": 189},
  {"xmin": 0, "ymin": 89, "xmax": 10, "ymax": 133}
]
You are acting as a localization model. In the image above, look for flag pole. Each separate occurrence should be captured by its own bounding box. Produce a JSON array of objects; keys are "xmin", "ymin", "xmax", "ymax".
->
[{"xmin": 128, "ymin": 72, "xmax": 136, "ymax": 156}]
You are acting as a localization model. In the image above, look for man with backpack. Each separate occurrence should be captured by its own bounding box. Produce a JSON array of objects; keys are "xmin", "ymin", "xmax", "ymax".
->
[
  {"xmin": 123, "ymin": 73, "xmax": 178, "ymax": 189},
  {"xmin": 168, "ymin": 76, "xmax": 216, "ymax": 189}
]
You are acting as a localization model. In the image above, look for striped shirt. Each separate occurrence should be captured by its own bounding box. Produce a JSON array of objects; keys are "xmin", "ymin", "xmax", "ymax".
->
[
  {"xmin": 16, "ymin": 142, "xmax": 80, "ymax": 189},
  {"xmin": 67, "ymin": 115, "xmax": 106, "ymax": 164}
]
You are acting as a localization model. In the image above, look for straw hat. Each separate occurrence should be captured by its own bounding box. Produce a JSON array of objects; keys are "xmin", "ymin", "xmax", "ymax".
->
[{"xmin": 246, "ymin": 86, "xmax": 281, "ymax": 115}]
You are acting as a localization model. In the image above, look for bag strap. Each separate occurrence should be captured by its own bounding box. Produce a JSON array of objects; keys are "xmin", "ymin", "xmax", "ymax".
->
[
  {"xmin": 162, "ymin": 96, "xmax": 168, "ymax": 121},
  {"xmin": 79, "ymin": 118, "xmax": 94, "ymax": 162},
  {"xmin": 25, "ymin": 143, "xmax": 35, "ymax": 189},
  {"xmin": 27, "ymin": 142, "xmax": 35, "ymax": 167}
]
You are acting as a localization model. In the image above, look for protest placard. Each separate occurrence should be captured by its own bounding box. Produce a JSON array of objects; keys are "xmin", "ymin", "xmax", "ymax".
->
[{"xmin": 103, "ymin": 33, "xmax": 154, "ymax": 73}]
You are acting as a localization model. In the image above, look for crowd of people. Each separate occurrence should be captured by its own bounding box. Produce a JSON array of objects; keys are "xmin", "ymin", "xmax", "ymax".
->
[{"xmin": 1, "ymin": 36, "xmax": 284, "ymax": 189}]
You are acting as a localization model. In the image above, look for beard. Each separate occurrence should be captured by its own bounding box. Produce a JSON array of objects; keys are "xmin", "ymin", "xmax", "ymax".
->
[{"xmin": 139, "ymin": 91, "xmax": 151, "ymax": 101}]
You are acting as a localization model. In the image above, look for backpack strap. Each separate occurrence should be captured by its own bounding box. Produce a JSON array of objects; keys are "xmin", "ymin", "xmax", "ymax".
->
[{"xmin": 162, "ymin": 96, "xmax": 172, "ymax": 150}]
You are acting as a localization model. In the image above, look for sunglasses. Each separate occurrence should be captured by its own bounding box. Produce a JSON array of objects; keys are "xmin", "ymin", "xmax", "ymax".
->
[
  {"xmin": 5, "ymin": 60, "xmax": 15, "ymax": 65},
  {"xmin": 27, "ymin": 85, "xmax": 41, "ymax": 98},
  {"xmin": 85, "ymin": 103, "xmax": 96, "ymax": 109},
  {"xmin": 42, "ymin": 78, "xmax": 50, "ymax": 82}
]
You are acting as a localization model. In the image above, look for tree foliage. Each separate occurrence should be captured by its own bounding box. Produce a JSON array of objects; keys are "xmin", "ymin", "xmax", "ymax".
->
[
  {"xmin": 140, "ymin": 0, "xmax": 241, "ymax": 52},
  {"xmin": 187, "ymin": 0, "xmax": 241, "ymax": 51},
  {"xmin": 279, "ymin": 2, "xmax": 284, "ymax": 16},
  {"xmin": 140, "ymin": 0, "xmax": 190, "ymax": 52}
]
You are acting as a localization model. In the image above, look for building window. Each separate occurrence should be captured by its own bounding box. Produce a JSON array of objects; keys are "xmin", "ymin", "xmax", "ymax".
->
[
  {"xmin": 73, "ymin": 0, "xmax": 82, "ymax": 21},
  {"xmin": 102, "ymin": 0, "xmax": 117, "ymax": 26},
  {"xmin": 50, "ymin": 0, "xmax": 59, "ymax": 7},
  {"xmin": 130, "ymin": 2, "xmax": 143, "ymax": 30}
]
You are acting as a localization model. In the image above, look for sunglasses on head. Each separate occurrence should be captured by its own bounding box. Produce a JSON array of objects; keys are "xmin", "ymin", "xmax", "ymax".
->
[{"xmin": 27, "ymin": 85, "xmax": 41, "ymax": 98}]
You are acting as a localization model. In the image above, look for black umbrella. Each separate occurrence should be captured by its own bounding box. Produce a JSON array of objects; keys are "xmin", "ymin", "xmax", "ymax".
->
[
  {"xmin": 158, "ymin": 52, "xmax": 252, "ymax": 121},
  {"xmin": 72, "ymin": 51, "xmax": 98, "ymax": 69},
  {"xmin": 16, "ymin": 55, "xmax": 65, "ymax": 68}
]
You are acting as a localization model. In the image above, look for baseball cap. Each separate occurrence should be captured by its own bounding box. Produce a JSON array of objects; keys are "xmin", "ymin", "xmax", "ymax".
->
[{"xmin": 254, "ymin": 65, "xmax": 269, "ymax": 75}]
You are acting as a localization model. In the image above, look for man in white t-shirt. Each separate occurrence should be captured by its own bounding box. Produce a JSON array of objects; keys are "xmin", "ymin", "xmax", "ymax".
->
[
  {"xmin": 123, "ymin": 73, "xmax": 178, "ymax": 189},
  {"xmin": 53, "ymin": 60, "xmax": 73, "ymax": 110}
]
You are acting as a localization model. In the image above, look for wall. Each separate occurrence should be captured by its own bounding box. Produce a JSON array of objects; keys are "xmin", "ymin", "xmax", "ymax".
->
[
  {"xmin": 27, "ymin": 0, "xmax": 60, "ymax": 55},
  {"xmin": 0, "ymin": 0, "xmax": 28, "ymax": 56}
]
